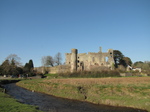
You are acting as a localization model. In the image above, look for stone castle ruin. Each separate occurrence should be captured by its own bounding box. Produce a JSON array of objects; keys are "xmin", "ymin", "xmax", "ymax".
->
[
  {"xmin": 35, "ymin": 47, "xmax": 115, "ymax": 74},
  {"xmin": 65, "ymin": 47, "xmax": 114, "ymax": 72}
]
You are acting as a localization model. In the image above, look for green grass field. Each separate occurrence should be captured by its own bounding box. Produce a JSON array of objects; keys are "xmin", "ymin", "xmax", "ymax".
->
[
  {"xmin": 0, "ymin": 80, "xmax": 42, "ymax": 112},
  {"xmin": 17, "ymin": 77, "xmax": 150, "ymax": 111}
]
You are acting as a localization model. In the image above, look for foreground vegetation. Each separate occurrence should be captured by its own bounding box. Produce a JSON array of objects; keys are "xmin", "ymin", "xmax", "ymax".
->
[
  {"xmin": 0, "ymin": 83, "xmax": 42, "ymax": 112},
  {"xmin": 17, "ymin": 77, "xmax": 150, "ymax": 111},
  {"xmin": 58, "ymin": 70, "xmax": 121, "ymax": 78}
]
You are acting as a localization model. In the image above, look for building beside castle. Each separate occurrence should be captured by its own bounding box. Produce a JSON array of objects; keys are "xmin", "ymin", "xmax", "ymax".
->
[{"xmin": 65, "ymin": 47, "xmax": 114, "ymax": 72}]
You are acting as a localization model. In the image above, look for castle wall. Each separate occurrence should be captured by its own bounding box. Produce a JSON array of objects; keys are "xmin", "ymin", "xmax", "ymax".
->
[
  {"xmin": 34, "ymin": 65, "xmax": 71, "ymax": 74},
  {"xmin": 65, "ymin": 47, "xmax": 114, "ymax": 72},
  {"xmin": 35, "ymin": 47, "xmax": 114, "ymax": 74},
  {"xmin": 65, "ymin": 53, "xmax": 71, "ymax": 65}
]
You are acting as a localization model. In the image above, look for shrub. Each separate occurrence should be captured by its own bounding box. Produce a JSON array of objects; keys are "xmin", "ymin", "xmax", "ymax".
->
[{"xmin": 58, "ymin": 70, "xmax": 120, "ymax": 78}]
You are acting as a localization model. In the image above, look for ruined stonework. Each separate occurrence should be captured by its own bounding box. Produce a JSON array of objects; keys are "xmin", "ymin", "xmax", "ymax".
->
[
  {"xmin": 34, "ymin": 47, "xmax": 115, "ymax": 74},
  {"xmin": 65, "ymin": 47, "xmax": 114, "ymax": 72},
  {"xmin": 34, "ymin": 65, "xmax": 71, "ymax": 74}
]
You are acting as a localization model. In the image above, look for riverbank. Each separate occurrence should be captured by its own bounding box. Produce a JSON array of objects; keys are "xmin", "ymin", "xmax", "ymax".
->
[
  {"xmin": 0, "ymin": 79, "xmax": 42, "ymax": 112},
  {"xmin": 17, "ymin": 77, "xmax": 150, "ymax": 111}
]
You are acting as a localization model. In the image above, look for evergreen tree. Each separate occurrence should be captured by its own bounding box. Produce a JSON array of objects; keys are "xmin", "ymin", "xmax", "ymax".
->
[
  {"xmin": 120, "ymin": 57, "xmax": 132, "ymax": 68},
  {"xmin": 23, "ymin": 59, "xmax": 34, "ymax": 76},
  {"xmin": 29, "ymin": 59, "xmax": 34, "ymax": 69},
  {"xmin": 113, "ymin": 50, "xmax": 124, "ymax": 68},
  {"xmin": 24, "ymin": 63, "xmax": 30, "ymax": 73},
  {"xmin": 0, "ymin": 66, "xmax": 3, "ymax": 76},
  {"xmin": 1, "ymin": 60, "xmax": 10, "ymax": 75},
  {"xmin": 0, "ymin": 54, "xmax": 23, "ymax": 76}
]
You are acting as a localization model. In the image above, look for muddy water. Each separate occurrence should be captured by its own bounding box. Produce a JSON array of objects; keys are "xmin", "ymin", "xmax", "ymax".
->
[{"xmin": 3, "ymin": 83, "xmax": 147, "ymax": 112}]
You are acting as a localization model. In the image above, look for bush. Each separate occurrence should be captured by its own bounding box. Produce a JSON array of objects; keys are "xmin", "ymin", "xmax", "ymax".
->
[
  {"xmin": 58, "ymin": 70, "xmax": 120, "ymax": 78},
  {"xmin": 44, "ymin": 73, "xmax": 58, "ymax": 78}
]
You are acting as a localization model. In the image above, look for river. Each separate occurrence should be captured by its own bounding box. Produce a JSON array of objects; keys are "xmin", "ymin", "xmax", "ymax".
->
[{"xmin": 3, "ymin": 83, "xmax": 147, "ymax": 112}]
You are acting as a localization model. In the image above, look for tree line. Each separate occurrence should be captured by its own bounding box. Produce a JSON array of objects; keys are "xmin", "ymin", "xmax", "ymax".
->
[
  {"xmin": 113, "ymin": 50, "xmax": 150, "ymax": 73},
  {"xmin": 133, "ymin": 61, "xmax": 150, "ymax": 73},
  {"xmin": 0, "ymin": 50, "xmax": 149, "ymax": 76},
  {"xmin": 113, "ymin": 50, "xmax": 132, "ymax": 68},
  {"xmin": 0, "ymin": 52, "xmax": 62, "ymax": 77},
  {"xmin": 0, "ymin": 54, "xmax": 34, "ymax": 77},
  {"xmin": 41, "ymin": 52, "xmax": 62, "ymax": 67}
]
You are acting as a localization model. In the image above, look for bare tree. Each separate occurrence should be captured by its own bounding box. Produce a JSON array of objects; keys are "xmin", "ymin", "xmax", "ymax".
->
[
  {"xmin": 41, "ymin": 56, "xmax": 54, "ymax": 67},
  {"xmin": 54, "ymin": 52, "xmax": 62, "ymax": 66},
  {"xmin": 6, "ymin": 54, "xmax": 21, "ymax": 66}
]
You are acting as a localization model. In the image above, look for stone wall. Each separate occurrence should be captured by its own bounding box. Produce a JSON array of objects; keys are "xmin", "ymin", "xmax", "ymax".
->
[
  {"xmin": 35, "ymin": 47, "xmax": 115, "ymax": 74},
  {"xmin": 34, "ymin": 65, "xmax": 70, "ymax": 74},
  {"xmin": 65, "ymin": 47, "xmax": 114, "ymax": 72}
]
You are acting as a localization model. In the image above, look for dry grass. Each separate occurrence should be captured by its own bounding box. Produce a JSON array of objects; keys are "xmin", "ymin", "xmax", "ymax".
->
[
  {"xmin": 58, "ymin": 70, "xmax": 120, "ymax": 78},
  {"xmin": 43, "ymin": 77, "xmax": 150, "ymax": 86}
]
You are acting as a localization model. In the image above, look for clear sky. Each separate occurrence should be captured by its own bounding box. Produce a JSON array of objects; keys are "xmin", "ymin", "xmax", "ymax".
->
[{"xmin": 0, "ymin": 0, "xmax": 150, "ymax": 67}]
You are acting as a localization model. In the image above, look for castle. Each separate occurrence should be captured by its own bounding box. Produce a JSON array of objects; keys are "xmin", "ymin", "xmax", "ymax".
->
[
  {"xmin": 65, "ymin": 47, "xmax": 114, "ymax": 72},
  {"xmin": 34, "ymin": 47, "xmax": 115, "ymax": 73}
]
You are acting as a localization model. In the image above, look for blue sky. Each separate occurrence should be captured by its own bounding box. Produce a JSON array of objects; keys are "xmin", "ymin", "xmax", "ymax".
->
[{"xmin": 0, "ymin": 0, "xmax": 150, "ymax": 67}]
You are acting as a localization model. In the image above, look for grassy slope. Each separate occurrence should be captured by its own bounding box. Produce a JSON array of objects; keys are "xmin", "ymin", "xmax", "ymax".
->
[
  {"xmin": 0, "ymin": 88, "xmax": 42, "ymax": 112},
  {"xmin": 17, "ymin": 77, "xmax": 150, "ymax": 111}
]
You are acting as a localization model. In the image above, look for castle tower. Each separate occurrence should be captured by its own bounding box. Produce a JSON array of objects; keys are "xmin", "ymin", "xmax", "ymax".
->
[
  {"xmin": 71, "ymin": 49, "xmax": 78, "ymax": 72},
  {"xmin": 107, "ymin": 49, "xmax": 114, "ymax": 70}
]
